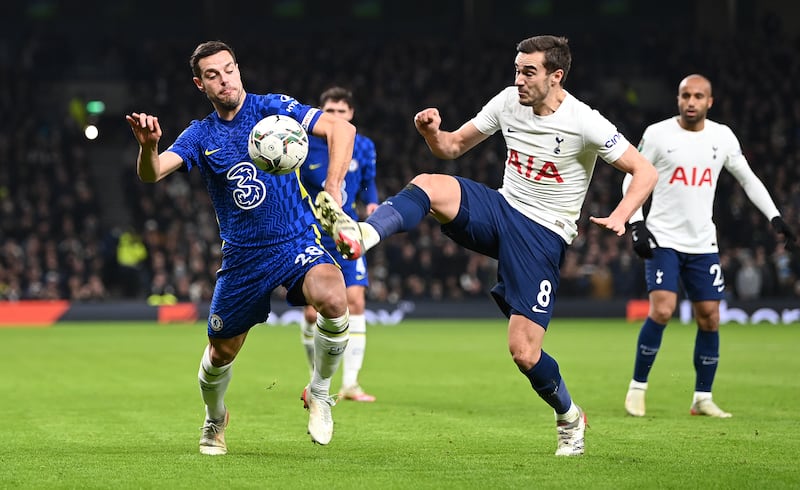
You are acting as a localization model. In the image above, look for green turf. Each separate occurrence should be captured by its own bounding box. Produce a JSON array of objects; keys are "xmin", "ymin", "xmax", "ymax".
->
[{"xmin": 3, "ymin": 318, "xmax": 799, "ymax": 489}]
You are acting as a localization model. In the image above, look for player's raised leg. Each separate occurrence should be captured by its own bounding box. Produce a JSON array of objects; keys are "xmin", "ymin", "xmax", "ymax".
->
[{"xmin": 315, "ymin": 180, "xmax": 434, "ymax": 260}]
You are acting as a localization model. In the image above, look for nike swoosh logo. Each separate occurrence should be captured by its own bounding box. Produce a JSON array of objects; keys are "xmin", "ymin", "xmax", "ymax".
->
[
  {"xmin": 308, "ymin": 163, "xmax": 323, "ymax": 170},
  {"xmin": 507, "ymin": 127, "xmax": 518, "ymax": 133},
  {"xmin": 204, "ymin": 148, "xmax": 222, "ymax": 156},
  {"xmin": 531, "ymin": 305, "xmax": 548, "ymax": 314},
  {"xmin": 356, "ymin": 274, "xmax": 366, "ymax": 280},
  {"xmin": 666, "ymin": 148, "xmax": 678, "ymax": 153}
]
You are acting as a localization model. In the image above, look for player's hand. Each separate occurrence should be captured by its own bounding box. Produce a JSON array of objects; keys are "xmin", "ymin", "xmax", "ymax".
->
[
  {"xmin": 589, "ymin": 215, "xmax": 626, "ymax": 236},
  {"xmin": 628, "ymin": 220, "xmax": 659, "ymax": 259},
  {"xmin": 771, "ymin": 216, "xmax": 798, "ymax": 252},
  {"xmin": 323, "ymin": 186, "xmax": 344, "ymax": 208},
  {"xmin": 125, "ymin": 112, "xmax": 162, "ymax": 148},
  {"xmin": 414, "ymin": 108, "xmax": 441, "ymax": 136}
]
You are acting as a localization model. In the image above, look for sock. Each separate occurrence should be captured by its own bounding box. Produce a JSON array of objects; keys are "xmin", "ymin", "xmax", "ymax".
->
[
  {"xmin": 197, "ymin": 344, "xmax": 232, "ymax": 421},
  {"xmin": 311, "ymin": 311, "xmax": 350, "ymax": 396},
  {"xmin": 521, "ymin": 350, "xmax": 573, "ymax": 415},
  {"xmin": 365, "ymin": 184, "xmax": 431, "ymax": 240},
  {"xmin": 632, "ymin": 317, "xmax": 667, "ymax": 382},
  {"xmin": 341, "ymin": 313, "xmax": 366, "ymax": 388},
  {"xmin": 300, "ymin": 317, "xmax": 315, "ymax": 375},
  {"xmin": 692, "ymin": 391, "xmax": 713, "ymax": 404},
  {"xmin": 694, "ymin": 329, "xmax": 719, "ymax": 392}
]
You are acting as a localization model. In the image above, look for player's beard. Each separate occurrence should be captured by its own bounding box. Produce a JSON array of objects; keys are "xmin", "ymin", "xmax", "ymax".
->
[
  {"xmin": 681, "ymin": 108, "xmax": 706, "ymax": 125},
  {"xmin": 211, "ymin": 87, "xmax": 243, "ymax": 111},
  {"xmin": 517, "ymin": 81, "xmax": 549, "ymax": 108}
]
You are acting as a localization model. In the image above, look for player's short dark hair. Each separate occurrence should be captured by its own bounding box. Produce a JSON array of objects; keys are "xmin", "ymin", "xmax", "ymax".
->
[
  {"xmin": 190, "ymin": 41, "xmax": 237, "ymax": 78},
  {"xmin": 319, "ymin": 86, "xmax": 354, "ymax": 108},
  {"xmin": 516, "ymin": 35, "xmax": 571, "ymax": 85}
]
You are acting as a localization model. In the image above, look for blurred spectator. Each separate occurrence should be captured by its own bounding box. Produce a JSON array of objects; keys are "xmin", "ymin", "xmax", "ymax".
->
[{"xmin": 1, "ymin": 10, "xmax": 799, "ymax": 303}]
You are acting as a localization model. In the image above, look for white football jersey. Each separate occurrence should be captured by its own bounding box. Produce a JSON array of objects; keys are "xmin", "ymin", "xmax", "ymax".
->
[
  {"xmin": 631, "ymin": 117, "xmax": 779, "ymax": 253},
  {"xmin": 471, "ymin": 87, "xmax": 629, "ymax": 243}
]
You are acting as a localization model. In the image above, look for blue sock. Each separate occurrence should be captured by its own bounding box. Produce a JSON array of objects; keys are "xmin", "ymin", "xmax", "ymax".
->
[
  {"xmin": 365, "ymin": 184, "xmax": 431, "ymax": 240},
  {"xmin": 632, "ymin": 317, "xmax": 667, "ymax": 382},
  {"xmin": 522, "ymin": 351, "xmax": 572, "ymax": 414},
  {"xmin": 694, "ymin": 330, "xmax": 719, "ymax": 392}
]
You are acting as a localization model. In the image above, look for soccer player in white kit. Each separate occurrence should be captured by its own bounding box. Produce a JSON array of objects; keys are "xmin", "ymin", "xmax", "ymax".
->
[
  {"xmin": 622, "ymin": 74, "xmax": 797, "ymax": 418},
  {"xmin": 315, "ymin": 35, "xmax": 657, "ymax": 456}
]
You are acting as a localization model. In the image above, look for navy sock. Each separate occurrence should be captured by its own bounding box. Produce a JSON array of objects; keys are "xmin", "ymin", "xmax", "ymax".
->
[
  {"xmin": 522, "ymin": 351, "xmax": 572, "ymax": 414},
  {"xmin": 365, "ymin": 184, "xmax": 431, "ymax": 240},
  {"xmin": 632, "ymin": 317, "xmax": 667, "ymax": 382},
  {"xmin": 694, "ymin": 330, "xmax": 719, "ymax": 392}
]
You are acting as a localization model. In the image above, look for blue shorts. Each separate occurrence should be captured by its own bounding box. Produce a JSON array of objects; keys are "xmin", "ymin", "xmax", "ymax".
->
[
  {"xmin": 645, "ymin": 248, "xmax": 725, "ymax": 301},
  {"xmin": 320, "ymin": 234, "xmax": 369, "ymax": 288},
  {"xmin": 207, "ymin": 225, "xmax": 337, "ymax": 338},
  {"xmin": 441, "ymin": 177, "xmax": 566, "ymax": 328}
]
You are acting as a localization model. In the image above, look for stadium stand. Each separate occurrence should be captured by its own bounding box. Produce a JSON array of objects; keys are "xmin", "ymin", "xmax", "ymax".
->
[{"xmin": 1, "ymin": 2, "xmax": 798, "ymax": 303}]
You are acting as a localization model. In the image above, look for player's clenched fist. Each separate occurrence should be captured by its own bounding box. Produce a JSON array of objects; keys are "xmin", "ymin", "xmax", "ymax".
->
[{"xmin": 414, "ymin": 108, "xmax": 441, "ymax": 135}]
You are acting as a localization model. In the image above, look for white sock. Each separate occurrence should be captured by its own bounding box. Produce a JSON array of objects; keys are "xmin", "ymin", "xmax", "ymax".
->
[
  {"xmin": 311, "ymin": 311, "xmax": 349, "ymax": 396},
  {"xmin": 693, "ymin": 391, "xmax": 712, "ymax": 404},
  {"xmin": 341, "ymin": 313, "xmax": 366, "ymax": 388},
  {"xmin": 197, "ymin": 345, "xmax": 232, "ymax": 421},
  {"xmin": 555, "ymin": 402, "xmax": 580, "ymax": 423},
  {"xmin": 629, "ymin": 379, "xmax": 648, "ymax": 391},
  {"xmin": 300, "ymin": 317, "xmax": 315, "ymax": 375},
  {"xmin": 362, "ymin": 223, "xmax": 381, "ymax": 251}
]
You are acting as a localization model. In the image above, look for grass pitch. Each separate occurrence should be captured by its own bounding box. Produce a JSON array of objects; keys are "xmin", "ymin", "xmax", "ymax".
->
[{"xmin": 3, "ymin": 318, "xmax": 799, "ymax": 489}]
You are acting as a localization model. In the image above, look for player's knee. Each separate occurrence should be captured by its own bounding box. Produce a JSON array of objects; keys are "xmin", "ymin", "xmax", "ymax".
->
[
  {"xmin": 509, "ymin": 345, "xmax": 541, "ymax": 372},
  {"xmin": 410, "ymin": 173, "xmax": 452, "ymax": 193},
  {"xmin": 409, "ymin": 173, "xmax": 435, "ymax": 188},
  {"xmin": 313, "ymin": 288, "xmax": 348, "ymax": 319},
  {"xmin": 696, "ymin": 313, "xmax": 720, "ymax": 331},
  {"xmin": 649, "ymin": 304, "xmax": 675, "ymax": 324},
  {"xmin": 209, "ymin": 342, "xmax": 239, "ymax": 366}
]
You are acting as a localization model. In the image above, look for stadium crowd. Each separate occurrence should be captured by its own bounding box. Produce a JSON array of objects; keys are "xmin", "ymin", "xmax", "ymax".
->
[{"xmin": 1, "ymin": 12, "xmax": 799, "ymax": 304}]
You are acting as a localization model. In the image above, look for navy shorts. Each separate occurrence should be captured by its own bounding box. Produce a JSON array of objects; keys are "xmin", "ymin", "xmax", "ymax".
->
[
  {"xmin": 207, "ymin": 225, "xmax": 337, "ymax": 338},
  {"xmin": 441, "ymin": 177, "xmax": 566, "ymax": 328},
  {"xmin": 645, "ymin": 248, "xmax": 726, "ymax": 301}
]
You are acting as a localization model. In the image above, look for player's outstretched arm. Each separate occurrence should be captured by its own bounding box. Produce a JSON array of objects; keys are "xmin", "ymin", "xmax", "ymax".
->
[
  {"xmin": 590, "ymin": 145, "xmax": 657, "ymax": 236},
  {"xmin": 414, "ymin": 108, "xmax": 487, "ymax": 160},
  {"xmin": 125, "ymin": 112, "xmax": 183, "ymax": 183},
  {"xmin": 312, "ymin": 112, "xmax": 356, "ymax": 206}
]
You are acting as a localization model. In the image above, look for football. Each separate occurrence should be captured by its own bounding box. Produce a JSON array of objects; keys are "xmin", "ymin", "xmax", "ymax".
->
[{"xmin": 247, "ymin": 115, "xmax": 309, "ymax": 175}]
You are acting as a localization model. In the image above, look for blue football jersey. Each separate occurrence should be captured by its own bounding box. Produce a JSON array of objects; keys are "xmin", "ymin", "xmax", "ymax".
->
[
  {"xmin": 167, "ymin": 93, "xmax": 322, "ymax": 248},
  {"xmin": 300, "ymin": 132, "xmax": 378, "ymax": 219}
]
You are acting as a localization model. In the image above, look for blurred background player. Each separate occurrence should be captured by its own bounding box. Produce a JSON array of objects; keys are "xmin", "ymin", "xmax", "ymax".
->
[
  {"xmin": 300, "ymin": 87, "xmax": 379, "ymax": 402},
  {"xmin": 126, "ymin": 40, "xmax": 355, "ymax": 451},
  {"xmin": 622, "ymin": 74, "xmax": 798, "ymax": 418},
  {"xmin": 315, "ymin": 35, "xmax": 657, "ymax": 455}
]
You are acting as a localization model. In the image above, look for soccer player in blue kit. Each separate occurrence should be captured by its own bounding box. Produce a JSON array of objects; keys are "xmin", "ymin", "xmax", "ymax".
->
[
  {"xmin": 315, "ymin": 35, "xmax": 658, "ymax": 456},
  {"xmin": 126, "ymin": 41, "xmax": 355, "ymax": 453},
  {"xmin": 299, "ymin": 87, "xmax": 379, "ymax": 402}
]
